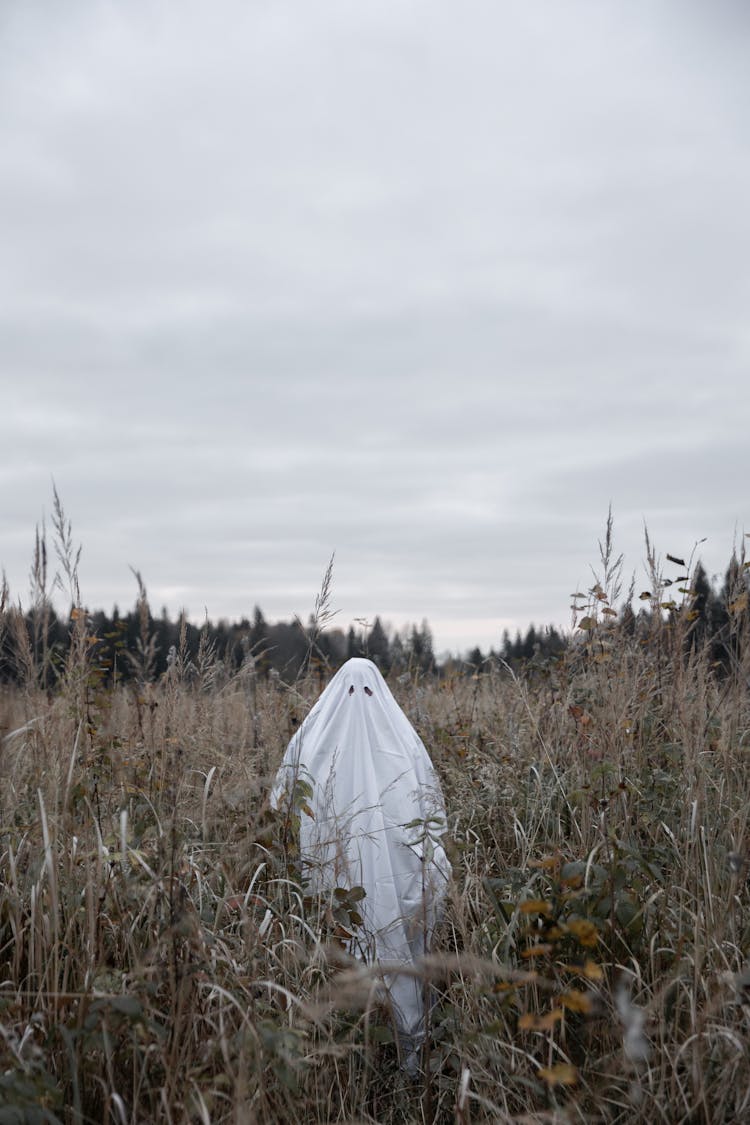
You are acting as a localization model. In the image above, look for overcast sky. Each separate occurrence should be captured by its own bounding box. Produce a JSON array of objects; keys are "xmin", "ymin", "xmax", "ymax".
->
[{"xmin": 1, "ymin": 0, "xmax": 748, "ymax": 654}]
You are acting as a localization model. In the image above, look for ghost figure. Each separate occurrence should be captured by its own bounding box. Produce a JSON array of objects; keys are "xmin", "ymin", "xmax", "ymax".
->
[{"xmin": 272, "ymin": 657, "xmax": 451, "ymax": 1070}]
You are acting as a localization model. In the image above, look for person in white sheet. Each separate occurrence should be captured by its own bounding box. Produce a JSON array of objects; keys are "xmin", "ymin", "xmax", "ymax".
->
[{"xmin": 272, "ymin": 657, "xmax": 451, "ymax": 1070}]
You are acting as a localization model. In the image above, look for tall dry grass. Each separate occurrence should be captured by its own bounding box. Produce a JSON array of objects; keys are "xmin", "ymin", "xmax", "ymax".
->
[{"xmin": 1, "ymin": 513, "xmax": 750, "ymax": 1123}]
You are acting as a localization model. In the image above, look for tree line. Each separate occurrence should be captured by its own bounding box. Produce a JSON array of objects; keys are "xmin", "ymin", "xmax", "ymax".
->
[
  {"xmin": 0, "ymin": 592, "xmax": 566, "ymax": 688},
  {"xmin": 1, "ymin": 554, "xmax": 747, "ymax": 689}
]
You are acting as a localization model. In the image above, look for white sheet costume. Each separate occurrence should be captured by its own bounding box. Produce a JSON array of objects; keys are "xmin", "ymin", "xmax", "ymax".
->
[{"xmin": 272, "ymin": 658, "xmax": 451, "ymax": 1067}]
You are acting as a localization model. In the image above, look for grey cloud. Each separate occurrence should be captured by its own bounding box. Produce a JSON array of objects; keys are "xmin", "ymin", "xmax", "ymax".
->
[{"xmin": 1, "ymin": 0, "xmax": 749, "ymax": 650}]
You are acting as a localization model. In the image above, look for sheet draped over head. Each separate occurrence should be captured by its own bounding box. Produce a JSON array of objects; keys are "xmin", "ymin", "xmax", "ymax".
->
[{"xmin": 272, "ymin": 657, "xmax": 451, "ymax": 1067}]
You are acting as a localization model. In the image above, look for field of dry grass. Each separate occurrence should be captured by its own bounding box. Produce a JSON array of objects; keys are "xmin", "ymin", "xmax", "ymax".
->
[{"xmin": 1, "ymin": 526, "xmax": 750, "ymax": 1123}]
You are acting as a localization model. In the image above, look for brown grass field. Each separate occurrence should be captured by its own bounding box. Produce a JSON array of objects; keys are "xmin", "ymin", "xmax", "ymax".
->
[{"xmin": 1, "ymin": 519, "xmax": 749, "ymax": 1123}]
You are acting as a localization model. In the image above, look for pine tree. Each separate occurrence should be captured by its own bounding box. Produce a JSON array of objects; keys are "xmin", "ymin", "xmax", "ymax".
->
[
  {"xmin": 367, "ymin": 616, "xmax": 391, "ymax": 671},
  {"xmin": 249, "ymin": 606, "xmax": 270, "ymax": 675}
]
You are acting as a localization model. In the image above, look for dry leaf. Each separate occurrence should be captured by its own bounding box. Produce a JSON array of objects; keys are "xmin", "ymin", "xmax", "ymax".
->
[
  {"xmin": 538, "ymin": 1063, "xmax": 578, "ymax": 1086},
  {"xmin": 559, "ymin": 988, "xmax": 592, "ymax": 1014},
  {"xmin": 519, "ymin": 899, "xmax": 553, "ymax": 916}
]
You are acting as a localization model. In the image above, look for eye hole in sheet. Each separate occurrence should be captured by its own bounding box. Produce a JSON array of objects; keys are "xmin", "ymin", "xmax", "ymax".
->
[{"xmin": 364, "ymin": 686, "xmax": 373, "ymax": 696}]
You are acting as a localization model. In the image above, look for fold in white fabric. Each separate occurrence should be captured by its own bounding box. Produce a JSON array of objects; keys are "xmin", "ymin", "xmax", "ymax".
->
[{"xmin": 272, "ymin": 657, "xmax": 451, "ymax": 1064}]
